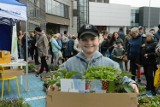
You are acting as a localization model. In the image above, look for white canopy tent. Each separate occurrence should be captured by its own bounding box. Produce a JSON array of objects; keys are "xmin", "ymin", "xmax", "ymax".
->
[
  {"xmin": 0, "ymin": 0, "xmax": 29, "ymax": 91},
  {"xmin": 0, "ymin": 0, "xmax": 27, "ymax": 21}
]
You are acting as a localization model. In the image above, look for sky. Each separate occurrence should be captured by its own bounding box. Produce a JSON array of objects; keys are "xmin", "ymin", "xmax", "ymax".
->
[{"xmin": 110, "ymin": 0, "xmax": 160, "ymax": 8}]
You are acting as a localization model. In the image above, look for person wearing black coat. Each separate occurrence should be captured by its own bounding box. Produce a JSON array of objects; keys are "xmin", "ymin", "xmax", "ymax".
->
[
  {"xmin": 29, "ymin": 32, "xmax": 36, "ymax": 60},
  {"xmin": 127, "ymin": 27, "xmax": 143, "ymax": 81},
  {"xmin": 141, "ymin": 33, "xmax": 157, "ymax": 96},
  {"xmin": 100, "ymin": 33, "xmax": 110, "ymax": 56}
]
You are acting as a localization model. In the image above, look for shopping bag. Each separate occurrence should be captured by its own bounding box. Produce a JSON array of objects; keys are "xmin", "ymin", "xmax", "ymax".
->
[
  {"xmin": 122, "ymin": 55, "xmax": 128, "ymax": 62},
  {"xmin": 154, "ymin": 68, "xmax": 160, "ymax": 88}
]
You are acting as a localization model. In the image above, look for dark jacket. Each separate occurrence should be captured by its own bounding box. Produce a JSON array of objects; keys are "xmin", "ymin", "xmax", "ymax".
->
[
  {"xmin": 118, "ymin": 31, "xmax": 125, "ymax": 41},
  {"xmin": 127, "ymin": 35, "xmax": 142, "ymax": 61},
  {"xmin": 65, "ymin": 38, "xmax": 74, "ymax": 57},
  {"xmin": 141, "ymin": 40, "xmax": 157, "ymax": 65},
  {"xmin": 101, "ymin": 38, "xmax": 110, "ymax": 51},
  {"xmin": 29, "ymin": 36, "xmax": 36, "ymax": 49},
  {"xmin": 155, "ymin": 30, "xmax": 160, "ymax": 41},
  {"xmin": 111, "ymin": 46, "xmax": 125, "ymax": 62}
]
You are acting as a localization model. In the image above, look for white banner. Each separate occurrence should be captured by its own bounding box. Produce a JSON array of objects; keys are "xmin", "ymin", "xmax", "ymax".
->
[
  {"xmin": 0, "ymin": 3, "xmax": 27, "ymax": 21},
  {"xmin": 11, "ymin": 24, "xmax": 18, "ymax": 60}
]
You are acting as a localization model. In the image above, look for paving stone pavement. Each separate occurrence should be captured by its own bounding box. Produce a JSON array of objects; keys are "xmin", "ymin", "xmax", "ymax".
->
[{"xmin": 0, "ymin": 73, "xmax": 46, "ymax": 107}]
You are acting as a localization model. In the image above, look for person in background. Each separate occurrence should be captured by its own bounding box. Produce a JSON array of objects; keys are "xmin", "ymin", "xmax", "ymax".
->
[
  {"xmin": 111, "ymin": 40, "xmax": 125, "ymax": 71},
  {"xmin": 62, "ymin": 31, "xmax": 69, "ymax": 59},
  {"xmin": 150, "ymin": 28, "xmax": 158, "ymax": 42},
  {"xmin": 65, "ymin": 35, "xmax": 76, "ymax": 59},
  {"xmin": 108, "ymin": 32, "xmax": 123, "ymax": 58},
  {"xmin": 17, "ymin": 30, "xmax": 24, "ymax": 59},
  {"xmin": 118, "ymin": 27, "xmax": 125, "ymax": 41},
  {"xmin": 138, "ymin": 26, "xmax": 146, "ymax": 37},
  {"xmin": 29, "ymin": 32, "xmax": 36, "ymax": 60},
  {"xmin": 127, "ymin": 27, "xmax": 143, "ymax": 80},
  {"xmin": 51, "ymin": 34, "xmax": 61, "ymax": 66},
  {"xmin": 56, "ymin": 33, "xmax": 63, "ymax": 49},
  {"xmin": 155, "ymin": 24, "xmax": 160, "ymax": 41},
  {"xmin": 100, "ymin": 31, "xmax": 110, "ymax": 56},
  {"xmin": 124, "ymin": 29, "xmax": 132, "ymax": 71},
  {"xmin": 149, "ymin": 29, "xmax": 155, "ymax": 35},
  {"xmin": 48, "ymin": 34, "xmax": 54, "ymax": 64},
  {"xmin": 35, "ymin": 27, "xmax": 49, "ymax": 77},
  {"xmin": 73, "ymin": 36, "xmax": 81, "ymax": 55},
  {"xmin": 141, "ymin": 33, "xmax": 157, "ymax": 96},
  {"xmin": 34, "ymin": 31, "xmax": 40, "ymax": 65},
  {"xmin": 61, "ymin": 24, "xmax": 139, "ymax": 95},
  {"xmin": 21, "ymin": 32, "xmax": 27, "ymax": 61}
]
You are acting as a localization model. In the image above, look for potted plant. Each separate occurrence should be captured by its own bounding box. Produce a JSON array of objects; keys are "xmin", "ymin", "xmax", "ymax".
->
[
  {"xmin": 45, "ymin": 69, "xmax": 80, "ymax": 91},
  {"xmin": 48, "ymin": 64, "xmax": 59, "ymax": 71},
  {"xmin": 138, "ymin": 96, "xmax": 160, "ymax": 107},
  {"xmin": 0, "ymin": 98, "xmax": 31, "ymax": 107},
  {"xmin": 84, "ymin": 66, "xmax": 132, "ymax": 93},
  {"xmin": 28, "ymin": 64, "xmax": 36, "ymax": 73}
]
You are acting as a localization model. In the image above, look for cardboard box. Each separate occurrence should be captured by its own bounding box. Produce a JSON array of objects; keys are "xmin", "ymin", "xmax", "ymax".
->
[
  {"xmin": 46, "ymin": 88, "xmax": 138, "ymax": 107},
  {"xmin": 0, "ymin": 68, "xmax": 24, "ymax": 78}
]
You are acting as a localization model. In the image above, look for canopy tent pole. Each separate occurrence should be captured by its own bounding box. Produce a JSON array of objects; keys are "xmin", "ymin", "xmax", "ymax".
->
[{"xmin": 25, "ymin": 1, "xmax": 29, "ymax": 91}]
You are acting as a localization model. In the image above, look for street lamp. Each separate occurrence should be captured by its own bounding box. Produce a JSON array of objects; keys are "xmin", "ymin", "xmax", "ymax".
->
[{"xmin": 148, "ymin": 0, "xmax": 151, "ymax": 29}]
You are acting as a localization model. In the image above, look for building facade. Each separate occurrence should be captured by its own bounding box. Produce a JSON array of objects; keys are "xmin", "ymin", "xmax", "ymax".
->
[
  {"xmin": 73, "ymin": 1, "xmax": 131, "ymax": 35},
  {"xmin": 139, "ymin": 7, "xmax": 160, "ymax": 28},
  {"xmin": 19, "ymin": 0, "xmax": 46, "ymax": 32},
  {"xmin": 131, "ymin": 7, "xmax": 139, "ymax": 27},
  {"xmin": 18, "ymin": 0, "xmax": 160, "ymax": 35},
  {"xmin": 45, "ymin": 0, "xmax": 72, "ymax": 35}
]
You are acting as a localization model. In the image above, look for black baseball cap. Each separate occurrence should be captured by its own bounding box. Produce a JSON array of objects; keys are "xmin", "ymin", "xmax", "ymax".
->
[
  {"xmin": 78, "ymin": 24, "xmax": 99, "ymax": 39},
  {"xmin": 35, "ymin": 27, "xmax": 42, "ymax": 32}
]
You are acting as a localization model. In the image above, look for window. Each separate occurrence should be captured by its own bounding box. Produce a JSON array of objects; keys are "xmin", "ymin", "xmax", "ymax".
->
[
  {"xmin": 64, "ymin": 5, "xmax": 69, "ymax": 18},
  {"xmin": 45, "ymin": 0, "xmax": 69, "ymax": 18},
  {"xmin": 89, "ymin": 0, "xmax": 95, "ymax": 2},
  {"xmin": 104, "ymin": 0, "xmax": 109, "ymax": 3},
  {"xmin": 73, "ymin": 9, "xmax": 77, "ymax": 16},
  {"xmin": 97, "ymin": 0, "xmax": 102, "ymax": 2}
]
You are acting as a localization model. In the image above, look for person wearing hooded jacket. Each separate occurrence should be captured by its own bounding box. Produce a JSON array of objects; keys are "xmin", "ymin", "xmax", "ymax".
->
[{"xmin": 61, "ymin": 24, "xmax": 139, "ymax": 95}]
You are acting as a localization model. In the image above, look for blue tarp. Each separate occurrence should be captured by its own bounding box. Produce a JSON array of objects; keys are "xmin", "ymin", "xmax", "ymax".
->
[
  {"xmin": 0, "ymin": 0, "xmax": 26, "ymax": 6},
  {"xmin": 0, "ymin": 24, "xmax": 12, "ymax": 51}
]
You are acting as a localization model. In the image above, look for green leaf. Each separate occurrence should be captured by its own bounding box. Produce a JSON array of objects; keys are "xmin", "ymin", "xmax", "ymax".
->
[{"xmin": 65, "ymin": 71, "xmax": 80, "ymax": 78}]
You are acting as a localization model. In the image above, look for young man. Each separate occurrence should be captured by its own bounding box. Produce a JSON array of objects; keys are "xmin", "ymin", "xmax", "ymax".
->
[{"xmin": 61, "ymin": 24, "xmax": 139, "ymax": 95}]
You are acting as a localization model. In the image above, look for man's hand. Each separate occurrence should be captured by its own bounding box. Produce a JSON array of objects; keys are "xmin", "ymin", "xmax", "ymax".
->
[{"xmin": 131, "ymin": 84, "xmax": 139, "ymax": 96}]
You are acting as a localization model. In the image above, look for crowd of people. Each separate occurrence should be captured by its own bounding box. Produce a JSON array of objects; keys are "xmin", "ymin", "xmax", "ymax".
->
[{"xmin": 17, "ymin": 24, "xmax": 160, "ymax": 96}]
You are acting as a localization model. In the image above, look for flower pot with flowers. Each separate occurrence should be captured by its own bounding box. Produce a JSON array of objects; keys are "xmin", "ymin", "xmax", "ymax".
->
[
  {"xmin": 45, "ymin": 69, "xmax": 80, "ymax": 91},
  {"xmin": 0, "ymin": 98, "xmax": 31, "ymax": 107}
]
